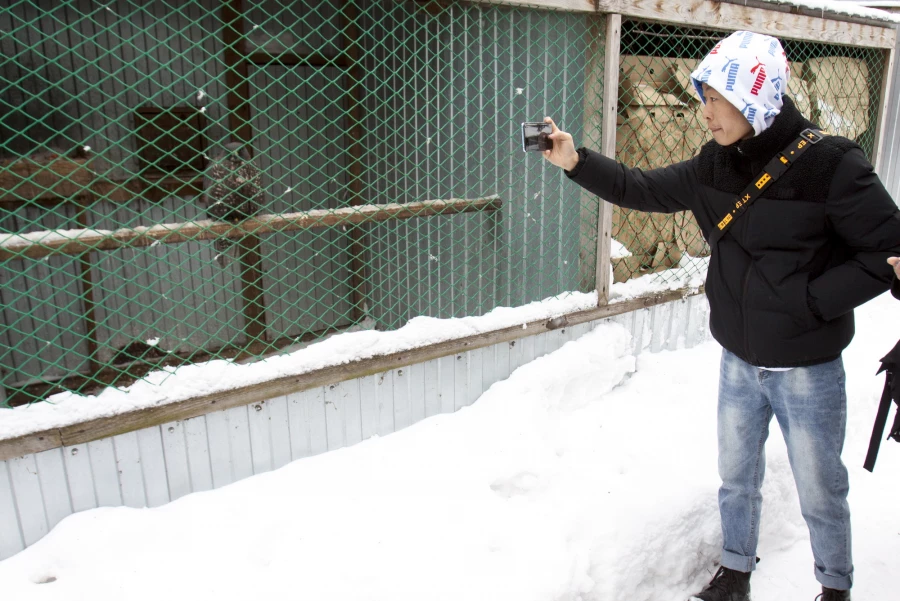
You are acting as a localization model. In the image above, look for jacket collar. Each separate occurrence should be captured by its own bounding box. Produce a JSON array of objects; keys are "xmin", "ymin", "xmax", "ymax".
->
[{"xmin": 727, "ymin": 95, "xmax": 814, "ymax": 162}]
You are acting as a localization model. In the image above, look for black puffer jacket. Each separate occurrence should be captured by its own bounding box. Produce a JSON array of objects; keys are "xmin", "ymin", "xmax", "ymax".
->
[{"xmin": 567, "ymin": 96, "xmax": 900, "ymax": 367}]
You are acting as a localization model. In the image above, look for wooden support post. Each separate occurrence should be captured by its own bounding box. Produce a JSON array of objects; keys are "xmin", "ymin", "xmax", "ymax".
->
[
  {"xmin": 222, "ymin": 0, "xmax": 268, "ymax": 350},
  {"xmin": 341, "ymin": 0, "xmax": 371, "ymax": 323},
  {"xmin": 595, "ymin": 14, "xmax": 620, "ymax": 305},
  {"xmin": 578, "ymin": 15, "xmax": 606, "ymax": 294},
  {"xmin": 74, "ymin": 193, "xmax": 101, "ymax": 375},
  {"xmin": 872, "ymin": 44, "xmax": 896, "ymax": 177}
]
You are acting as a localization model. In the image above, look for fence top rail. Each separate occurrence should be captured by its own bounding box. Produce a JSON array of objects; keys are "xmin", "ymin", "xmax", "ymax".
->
[
  {"xmin": 471, "ymin": 0, "xmax": 898, "ymax": 47},
  {"xmin": 0, "ymin": 197, "xmax": 502, "ymax": 261}
]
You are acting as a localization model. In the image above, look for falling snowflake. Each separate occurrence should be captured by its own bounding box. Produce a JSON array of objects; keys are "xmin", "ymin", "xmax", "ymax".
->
[
  {"xmin": 196, "ymin": 90, "xmax": 206, "ymax": 102},
  {"xmin": 146, "ymin": 337, "xmax": 160, "ymax": 346},
  {"xmin": 515, "ymin": 87, "xmax": 524, "ymax": 95},
  {"xmin": 82, "ymin": 145, "xmax": 91, "ymax": 153}
]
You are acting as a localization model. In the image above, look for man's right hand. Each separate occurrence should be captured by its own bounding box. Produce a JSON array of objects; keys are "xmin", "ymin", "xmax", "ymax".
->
[
  {"xmin": 888, "ymin": 257, "xmax": 900, "ymax": 280},
  {"xmin": 542, "ymin": 117, "xmax": 579, "ymax": 172}
]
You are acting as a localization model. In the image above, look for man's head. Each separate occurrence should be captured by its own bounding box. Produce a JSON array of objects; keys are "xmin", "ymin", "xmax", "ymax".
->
[
  {"xmin": 701, "ymin": 83, "xmax": 754, "ymax": 146},
  {"xmin": 690, "ymin": 30, "xmax": 790, "ymax": 142}
]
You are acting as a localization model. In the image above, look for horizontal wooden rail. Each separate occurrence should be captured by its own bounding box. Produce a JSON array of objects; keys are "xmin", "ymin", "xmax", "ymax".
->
[
  {"xmin": 469, "ymin": 0, "xmax": 897, "ymax": 48},
  {"xmin": 0, "ymin": 286, "xmax": 704, "ymax": 461},
  {"xmin": 0, "ymin": 197, "xmax": 502, "ymax": 261}
]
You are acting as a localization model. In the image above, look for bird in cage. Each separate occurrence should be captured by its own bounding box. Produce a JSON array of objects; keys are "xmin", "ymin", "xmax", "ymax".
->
[{"xmin": 203, "ymin": 142, "xmax": 264, "ymax": 267}]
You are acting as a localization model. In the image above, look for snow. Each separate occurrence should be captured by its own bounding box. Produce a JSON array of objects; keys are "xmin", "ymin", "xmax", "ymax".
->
[
  {"xmin": 0, "ymin": 229, "xmax": 114, "ymax": 248},
  {"xmin": 610, "ymin": 238, "xmax": 632, "ymax": 259},
  {"xmin": 0, "ymin": 258, "xmax": 706, "ymax": 441},
  {"xmin": 0, "ymin": 291, "xmax": 896, "ymax": 600},
  {"xmin": 759, "ymin": 0, "xmax": 900, "ymax": 22}
]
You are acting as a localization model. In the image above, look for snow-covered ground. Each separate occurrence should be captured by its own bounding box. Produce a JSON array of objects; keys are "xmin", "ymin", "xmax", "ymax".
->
[{"xmin": 0, "ymin": 290, "xmax": 896, "ymax": 600}]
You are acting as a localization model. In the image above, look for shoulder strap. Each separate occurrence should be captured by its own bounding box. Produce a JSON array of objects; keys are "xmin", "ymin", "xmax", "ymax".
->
[
  {"xmin": 708, "ymin": 128, "xmax": 827, "ymax": 247},
  {"xmin": 864, "ymin": 370, "xmax": 898, "ymax": 472}
]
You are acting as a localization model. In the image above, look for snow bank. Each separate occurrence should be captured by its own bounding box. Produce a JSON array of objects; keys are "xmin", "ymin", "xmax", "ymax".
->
[{"xmin": 0, "ymin": 292, "xmax": 895, "ymax": 600}]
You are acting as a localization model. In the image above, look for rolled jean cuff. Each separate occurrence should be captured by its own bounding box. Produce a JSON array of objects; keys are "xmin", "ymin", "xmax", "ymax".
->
[
  {"xmin": 720, "ymin": 550, "xmax": 757, "ymax": 573},
  {"xmin": 815, "ymin": 566, "xmax": 853, "ymax": 591}
]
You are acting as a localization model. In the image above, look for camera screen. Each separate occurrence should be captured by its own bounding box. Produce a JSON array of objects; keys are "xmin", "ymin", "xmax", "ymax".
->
[{"xmin": 522, "ymin": 122, "xmax": 552, "ymax": 152}]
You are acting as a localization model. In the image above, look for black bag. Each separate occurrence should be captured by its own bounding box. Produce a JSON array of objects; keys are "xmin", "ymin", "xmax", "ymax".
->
[{"xmin": 863, "ymin": 339, "xmax": 900, "ymax": 472}]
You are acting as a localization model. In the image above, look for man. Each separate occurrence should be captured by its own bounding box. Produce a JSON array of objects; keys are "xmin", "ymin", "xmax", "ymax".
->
[{"xmin": 543, "ymin": 30, "xmax": 900, "ymax": 601}]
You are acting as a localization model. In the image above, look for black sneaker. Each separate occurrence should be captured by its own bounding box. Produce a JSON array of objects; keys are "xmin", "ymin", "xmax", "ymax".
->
[
  {"xmin": 815, "ymin": 587, "xmax": 851, "ymax": 601},
  {"xmin": 689, "ymin": 566, "xmax": 751, "ymax": 601}
]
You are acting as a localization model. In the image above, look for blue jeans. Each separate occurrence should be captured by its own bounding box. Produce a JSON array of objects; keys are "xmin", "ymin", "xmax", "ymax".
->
[{"xmin": 717, "ymin": 349, "xmax": 853, "ymax": 590}]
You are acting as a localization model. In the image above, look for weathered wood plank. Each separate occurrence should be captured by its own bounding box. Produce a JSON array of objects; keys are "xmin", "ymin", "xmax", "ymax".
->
[
  {"xmin": 596, "ymin": 13, "xmax": 620, "ymax": 305},
  {"xmin": 579, "ymin": 15, "xmax": 605, "ymax": 292},
  {"xmin": 472, "ymin": 0, "xmax": 596, "ymax": 12},
  {"xmin": 0, "ymin": 198, "xmax": 503, "ymax": 260},
  {"xmin": 597, "ymin": 0, "xmax": 896, "ymax": 49},
  {"xmin": 468, "ymin": 1, "xmax": 896, "ymax": 47},
  {"xmin": 872, "ymin": 46, "xmax": 896, "ymax": 174},
  {"xmin": 0, "ymin": 288, "xmax": 704, "ymax": 461}
]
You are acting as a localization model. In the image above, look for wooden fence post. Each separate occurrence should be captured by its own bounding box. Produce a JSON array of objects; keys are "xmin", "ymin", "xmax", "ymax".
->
[
  {"xmin": 872, "ymin": 43, "xmax": 897, "ymax": 178},
  {"xmin": 222, "ymin": 0, "xmax": 268, "ymax": 351},
  {"xmin": 595, "ymin": 13, "xmax": 620, "ymax": 305}
]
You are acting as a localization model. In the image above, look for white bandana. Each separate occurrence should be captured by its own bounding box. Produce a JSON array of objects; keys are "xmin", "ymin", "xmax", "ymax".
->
[{"xmin": 690, "ymin": 30, "xmax": 791, "ymax": 137}]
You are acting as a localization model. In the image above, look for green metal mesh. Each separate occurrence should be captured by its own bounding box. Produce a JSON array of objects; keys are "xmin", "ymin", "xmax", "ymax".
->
[
  {"xmin": 612, "ymin": 19, "xmax": 887, "ymax": 283},
  {"xmin": 0, "ymin": 1, "xmax": 605, "ymax": 405},
  {"xmin": 0, "ymin": 2, "xmax": 889, "ymax": 407}
]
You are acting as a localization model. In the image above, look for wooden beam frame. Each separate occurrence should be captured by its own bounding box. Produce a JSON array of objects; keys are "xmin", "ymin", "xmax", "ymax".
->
[
  {"xmin": 0, "ymin": 198, "xmax": 503, "ymax": 261},
  {"xmin": 221, "ymin": 0, "xmax": 267, "ymax": 348},
  {"xmin": 579, "ymin": 15, "xmax": 606, "ymax": 293},
  {"xmin": 469, "ymin": 0, "xmax": 896, "ymax": 48},
  {"xmin": 341, "ymin": 0, "xmax": 371, "ymax": 323},
  {"xmin": 595, "ymin": 13, "xmax": 621, "ymax": 305},
  {"xmin": 0, "ymin": 286, "xmax": 703, "ymax": 462},
  {"xmin": 872, "ymin": 45, "xmax": 897, "ymax": 175}
]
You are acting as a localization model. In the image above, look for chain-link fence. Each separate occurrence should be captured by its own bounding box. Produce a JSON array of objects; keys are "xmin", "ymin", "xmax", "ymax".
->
[
  {"xmin": 0, "ymin": 1, "xmax": 890, "ymax": 407},
  {"xmin": 0, "ymin": 0, "xmax": 606, "ymax": 405},
  {"xmin": 612, "ymin": 19, "xmax": 887, "ymax": 283}
]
